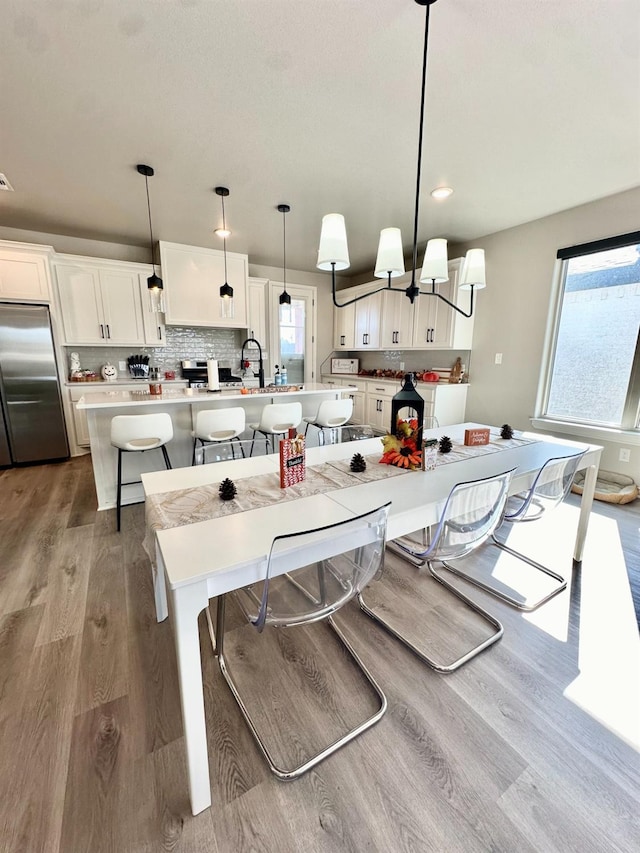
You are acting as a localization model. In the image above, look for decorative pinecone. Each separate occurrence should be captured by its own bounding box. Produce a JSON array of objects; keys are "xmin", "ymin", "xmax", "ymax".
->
[
  {"xmin": 219, "ymin": 477, "xmax": 237, "ymax": 501},
  {"xmin": 500, "ymin": 423, "xmax": 514, "ymax": 440},
  {"xmin": 439, "ymin": 435, "xmax": 453, "ymax": 454},
  {"xmin": 350, "ymin": 452, "xmax": 367, "ymax": 473}
]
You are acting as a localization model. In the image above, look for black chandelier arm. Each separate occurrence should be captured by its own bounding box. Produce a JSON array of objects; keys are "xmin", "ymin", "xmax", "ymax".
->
[
  {"xmin": 417, "ymin": 283, "xmax": 475, "ymax": 318},
  {"xmin": 330, "ymin": 264, "xmax": 397, "ymax": 308}
]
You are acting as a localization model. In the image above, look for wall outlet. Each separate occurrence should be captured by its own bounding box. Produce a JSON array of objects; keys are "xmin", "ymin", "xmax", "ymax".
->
[
  {"xmin": 118, "ymin": 361, "xmax": 126, "ymax": 372},
  {"xmin": 495, "ymin": 353, "xmax": 503, "ymax": 365},
  {"xmin": 399, "ymin": 361, "xmax": 405, "ymax": 371},
  {"xmin": 619, "ymin": 448, "xmax": 631, "ymax": 463}
]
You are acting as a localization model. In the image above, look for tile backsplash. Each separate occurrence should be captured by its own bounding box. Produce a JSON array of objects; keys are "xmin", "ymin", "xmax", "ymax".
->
[{"xmin": 64, "ymin": 326, "xmax": 246, "ymax": 379}]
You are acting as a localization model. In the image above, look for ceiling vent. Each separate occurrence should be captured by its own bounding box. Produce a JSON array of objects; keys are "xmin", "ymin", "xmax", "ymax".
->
[{"xmin": 0, "ymin": 174, "xmax": 14, "ymax": 191}]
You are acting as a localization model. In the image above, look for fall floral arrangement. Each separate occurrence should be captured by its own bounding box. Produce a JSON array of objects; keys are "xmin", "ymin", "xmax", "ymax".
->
[{"xmin": 380, "ymin": 418, "xmax": 423, "ymax": 470}]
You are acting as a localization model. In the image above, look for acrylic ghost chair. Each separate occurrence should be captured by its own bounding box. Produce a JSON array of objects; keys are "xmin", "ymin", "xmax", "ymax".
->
[
  {"xmin": 208, "ymin": 502, "xmax": 391, "ymax": 779},
  {"xmin": 358, "ymin": 469, "xmax": 515, "ymax": 673},
  {"xmin": 433, "ymin": 452, "xmax": 586, "ymax": 611}
]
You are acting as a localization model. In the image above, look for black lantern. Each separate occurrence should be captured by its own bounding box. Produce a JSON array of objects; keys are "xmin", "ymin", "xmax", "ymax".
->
[{"xmin": 391, "ymin": 373, "xmax": 425, "ymax": 440}]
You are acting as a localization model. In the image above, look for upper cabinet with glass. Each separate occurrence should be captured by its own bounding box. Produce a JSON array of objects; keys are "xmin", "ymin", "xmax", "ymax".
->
[{"xmin": 159, "ymin": 241, "xmax": 248, "ymax": 328}]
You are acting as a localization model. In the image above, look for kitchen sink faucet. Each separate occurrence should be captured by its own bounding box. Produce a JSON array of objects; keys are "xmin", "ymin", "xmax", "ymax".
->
[{"xmin": 240, "ymin": 337, "xmax": 265, "ymax": 388}]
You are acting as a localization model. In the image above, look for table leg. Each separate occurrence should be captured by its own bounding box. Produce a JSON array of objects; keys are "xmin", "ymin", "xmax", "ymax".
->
[
  {"xmin": 154, "ymin": 542, "xmax": 168, "ymax": 622},
  {"xmin": 171, "ymin": 580, "xmax": 212, "ymax": 815},
  {"xmin": 574, "ymin": 461, "xmax": 599, "ymax": 566}
]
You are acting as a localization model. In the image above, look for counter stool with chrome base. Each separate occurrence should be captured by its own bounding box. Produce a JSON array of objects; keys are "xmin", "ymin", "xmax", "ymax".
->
[
  {"xmin": 303, "ymin": 398, "xmax": 353, "ymax": 445},
  {"xmin": 248, "ymin": 402, "xmax": 302, "ymax": 454},
  {"xmin": 111, "ymin": 413, "xmax": 173, "ymax": 531},
  {"xmin": 191, "ymin": 407, "xmax": 246, "ymax": 465}
]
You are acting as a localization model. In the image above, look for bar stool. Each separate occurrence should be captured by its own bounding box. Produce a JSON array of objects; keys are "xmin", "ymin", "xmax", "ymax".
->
[
  {"xmin": 191, "ymin": 407, "xmax": 246, "ymax": 465},
  {"xmin": 110, "ymin": 413, "xmax": 173, "ymax": 531},
  {"xmin": 303, "ymin": 398, "xmax": 353, "ymax": 445},
  {"xmin": 248, "ymin": 402, "xmax": 302, "ymax": 454}
]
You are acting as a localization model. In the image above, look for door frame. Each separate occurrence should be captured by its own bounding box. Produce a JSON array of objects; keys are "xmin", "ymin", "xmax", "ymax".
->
[{"xmin": 268, "ymin": 281, "xmax": 317, "ymax": 384}]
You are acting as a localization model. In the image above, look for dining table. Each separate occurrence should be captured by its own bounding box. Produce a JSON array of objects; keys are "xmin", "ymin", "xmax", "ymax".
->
[{"xmin": 141, "ymin": 422, "xmax": 602, "ymax": 815}]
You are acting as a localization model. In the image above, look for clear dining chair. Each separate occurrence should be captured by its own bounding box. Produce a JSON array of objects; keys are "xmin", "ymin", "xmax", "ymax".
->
[
  {"xmin": 359, "ymin": 469, "xmax": 515, "ymax": 673},
  {"xmin": 435, "ymin": 451, "xmax": 586, "ymax": 611},
  {"xmin": 208, "ymin": 502, "xmax": 390, "ymax": 780}
]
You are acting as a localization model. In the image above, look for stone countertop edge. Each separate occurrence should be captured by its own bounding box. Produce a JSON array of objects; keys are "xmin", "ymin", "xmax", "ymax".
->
[{"xmin": 76, "ymin": 383, "xmax": 351, "ymax": 409}]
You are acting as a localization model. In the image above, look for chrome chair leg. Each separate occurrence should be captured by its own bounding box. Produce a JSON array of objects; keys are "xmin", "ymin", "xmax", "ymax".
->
[
  {"xmin": 358, "ymin": 559, "xmax": 503, "ymax": 674},
  {"xmin": 207, "ymin": 597, "xmax": 387, "ymax": 780}
]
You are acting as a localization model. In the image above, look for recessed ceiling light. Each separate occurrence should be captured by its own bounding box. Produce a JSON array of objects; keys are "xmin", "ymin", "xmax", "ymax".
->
[
  {"xmin": 431, "ymin": 186, "xmax": 453, "ymax": 200},
  {"xmin": 214, "ymin": 228, "xmax": 231, "ymax": 238}
]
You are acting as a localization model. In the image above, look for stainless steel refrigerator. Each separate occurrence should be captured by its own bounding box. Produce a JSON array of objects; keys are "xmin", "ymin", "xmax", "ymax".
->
[{"xmin": 0, "ymin": 303, "xmax": 69, "ymax": 466}]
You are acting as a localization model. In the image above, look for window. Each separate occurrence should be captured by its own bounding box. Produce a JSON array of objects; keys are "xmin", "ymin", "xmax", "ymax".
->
[{"xmin": 540, "ymin": 231, "xmax": 640, "ymax": 432}]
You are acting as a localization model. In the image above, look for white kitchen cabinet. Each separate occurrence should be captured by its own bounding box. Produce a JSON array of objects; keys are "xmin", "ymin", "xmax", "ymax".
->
[
  {"xmin": 411, "ymin": 258, "xmax": 474, "ymax": 349},
  {"xmin": 0, "ymin": 241, "xmax": 53, "ymax": 301},
  {"xmin": 354, "ymin": 289, "xmax": 381, "ymax": 348},
  {"xmin": 55, "ymin": 257, "xmax": 145, "ymax": 345},
  {"xmin": 246, "ymin": 277, "xmax": 268, "ymax": 348},
  {"xmin": 364, "ymin": 379, "xmax": 399, "ymax": 432},
  {"xmin": 160, "ymin": 241, "xmax": 248, "ymax": 328},
  {"xmin": 333, "ymin": 298, "xmax": 356, "ymax": 349},
  {"xmin": 380, "ymin": 288, "xmax": 414, "ymax": 349}
]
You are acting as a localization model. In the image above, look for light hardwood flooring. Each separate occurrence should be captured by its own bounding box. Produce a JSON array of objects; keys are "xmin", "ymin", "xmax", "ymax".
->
[{"xmin": 0, "ymin": 455, "xmax": 638, "ymax": 853}]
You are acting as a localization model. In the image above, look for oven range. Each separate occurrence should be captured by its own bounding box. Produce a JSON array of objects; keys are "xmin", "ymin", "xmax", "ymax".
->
[{"xmin": 180, "ymin": 360, "xmax": 243, "ymax": 390}]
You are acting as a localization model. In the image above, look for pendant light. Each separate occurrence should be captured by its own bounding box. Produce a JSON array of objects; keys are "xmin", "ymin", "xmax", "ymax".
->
[
  {"xmin": 215, "ymin": 186, "xmax": 234, "ymax": 318},
  {"xmin": 316, "ymin": 0, "xmax": 485, "ymax": 319},
  {"xmin": 277, "ymin": 203, "xmax": 291, "ymax": 306},
  {"xmin": 136, "ymin": 164, "xmax": 164, "ymax": 313}
]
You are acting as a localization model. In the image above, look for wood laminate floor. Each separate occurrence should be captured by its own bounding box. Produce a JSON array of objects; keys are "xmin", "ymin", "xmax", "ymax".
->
[{"xmin": 0, "ymin": 455, "xmax": 638, "ymax": 853}]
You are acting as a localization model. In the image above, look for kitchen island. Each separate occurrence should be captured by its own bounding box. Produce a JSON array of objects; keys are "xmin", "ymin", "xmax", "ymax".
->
[{"xmin": 77, "ymin": 383, "xmax": 356, "ymax": 510}]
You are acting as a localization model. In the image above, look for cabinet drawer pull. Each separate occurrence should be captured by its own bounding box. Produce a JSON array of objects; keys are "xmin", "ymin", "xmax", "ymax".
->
[
  {"xmin": 340, "ymin": 335, "xmax": 345, "ymax": 346},
  {"xmin": 105, "ymin": 324, "xmax": 111, "ymax": 339},
  {"xmin": 158, "ymin": 325, "xmax": 162, "ymax": 340},
  {"xmin": 100, "ymin": 324, "xmax": 104, "ymax": 339}
]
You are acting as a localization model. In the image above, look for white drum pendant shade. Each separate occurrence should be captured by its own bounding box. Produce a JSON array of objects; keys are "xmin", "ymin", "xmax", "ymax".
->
[
  {"xmin": 374, "ymin": 227, "xmax": 405, "ymax": 279},
  {"xmin": 420, "ymin": 238, "xmax": 449, "ymax": 283},
  {"xmin": 317, "ymin": 213, "xmax": 350, "ymax": 271},
  {"xmin": 459, "ymin": 248, "xmax": 487, "ymax": 290}
]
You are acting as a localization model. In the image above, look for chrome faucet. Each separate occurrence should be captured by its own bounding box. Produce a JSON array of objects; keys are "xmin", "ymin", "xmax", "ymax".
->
[{"xmin": 240, "ymin": 337, "xmax": 265, "ymax": 388}]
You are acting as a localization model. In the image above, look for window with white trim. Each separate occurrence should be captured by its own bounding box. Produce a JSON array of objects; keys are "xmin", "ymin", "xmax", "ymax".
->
[{"xmin": 541, "ymin": 231, "xmax": 640, "ymax": 431}]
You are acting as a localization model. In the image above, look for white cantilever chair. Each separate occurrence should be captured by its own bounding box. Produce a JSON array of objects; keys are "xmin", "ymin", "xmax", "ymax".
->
[
  {"xmin": 303, "ymin": 398, "xmax": 353, "ymax": 445},
  {"xmin": 435, "ymin": 452, "xmax": 586, "ymax": 611},
  {"xmin": 359, "ymin": 469, "xmax": 515, "ymax": 673},
  {"xmin": 208, "ymin": 502, "xmax": 391, "ymax": 780},
  {"xmin": 110, "ymin": 413, "xmax": 173, "ymax": 531},
  {"xmin": 249, "ymin": 402, "xmax": 302, "ymax": 454},
  {"xmin": 191, "ymin": 407, "xmax": 246, "ymax": 465}
]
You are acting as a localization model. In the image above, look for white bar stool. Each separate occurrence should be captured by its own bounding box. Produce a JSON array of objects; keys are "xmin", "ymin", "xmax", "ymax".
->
[
  {"xmin": 191, "ymin": 407, "xmax": 246, "ymax": 465},
  {"xmin": 248, "ymin": 402, "xmax": 302, "ymax": 454},
  {"xmin": 110, "ymin": 413, "xmax": 173, "ymax": 531},
  {"xmin": 303, "ymin": 398, "xmax": 353, "ymax": 445}
]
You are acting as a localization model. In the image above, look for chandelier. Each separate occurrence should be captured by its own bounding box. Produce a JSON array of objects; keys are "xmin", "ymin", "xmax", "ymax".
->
[{"xmin": 316, "ymin": 0, "xmax": 485, "ymax": 318}]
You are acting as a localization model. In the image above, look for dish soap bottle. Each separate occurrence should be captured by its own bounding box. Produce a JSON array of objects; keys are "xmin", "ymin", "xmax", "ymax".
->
[
  {"xmin": 280, "ymin": 364, "xmax": 288, "ymax": 386},
  {"xmin": 274, "ymin": 364, "xmax": 281, "ymax": 386}
]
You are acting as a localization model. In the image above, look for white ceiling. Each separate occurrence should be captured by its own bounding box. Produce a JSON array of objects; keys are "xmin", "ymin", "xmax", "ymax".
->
[{"xmin": 1, "ymin": 0, "xmax": 639, "ymax": 277}]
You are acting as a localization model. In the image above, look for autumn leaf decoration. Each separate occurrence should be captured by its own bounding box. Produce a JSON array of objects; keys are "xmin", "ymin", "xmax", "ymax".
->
[{"xmin": 380, "ymin": 418, "xmax": 423, "ymax": 470}]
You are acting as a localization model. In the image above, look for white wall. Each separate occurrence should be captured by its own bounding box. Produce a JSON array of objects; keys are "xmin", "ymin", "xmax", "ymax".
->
[{"xmin": 452, "ymin": 185, "xmax": 640, "ymax": 480}]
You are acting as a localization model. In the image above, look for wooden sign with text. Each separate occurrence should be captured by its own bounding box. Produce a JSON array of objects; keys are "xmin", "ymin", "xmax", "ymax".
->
[{"xmin": 464, "ymin": 427, "xmax": 490, "ymax": 446}]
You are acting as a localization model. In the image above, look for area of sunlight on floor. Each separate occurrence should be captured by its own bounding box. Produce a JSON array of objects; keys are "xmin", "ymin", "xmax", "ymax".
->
[
  {"xmin": 555, "ymin": 502, "xmax": 638, "ymax": 748},
  {"xmin": 492, "ymin": 499, "xmax": 640, "ymax": 747}
]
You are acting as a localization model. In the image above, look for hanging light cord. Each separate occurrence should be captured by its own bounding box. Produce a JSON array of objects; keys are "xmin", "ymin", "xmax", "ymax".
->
[
  {"xmin": 143, "ymin": 174, "xmax": 157, "ymax": 274},
  {"xmin": 410, "ymin": 1, "xmax": 431, "ymax": 289},
  {"xmin": 221, "ymin": 194, "xmax": 229, "ymax": 284},
  {"xmin": 282, "ymin": 208, "xmax": 287, "ymax": 294}
]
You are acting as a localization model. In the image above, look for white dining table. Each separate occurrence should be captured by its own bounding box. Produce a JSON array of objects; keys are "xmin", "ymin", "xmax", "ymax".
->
[{"xmin": 141, "ymin": 423, "xmax": 602, "ymax": 815}]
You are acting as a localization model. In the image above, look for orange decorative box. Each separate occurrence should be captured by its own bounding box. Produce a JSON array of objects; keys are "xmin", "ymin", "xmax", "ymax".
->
[
  {"xmin": 279, "ymin": 432, "xmax": 306, "ymax": 488},
  {"xmin": 464, "ymin": 427, "xmax": 490, "ymax": 446}
]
